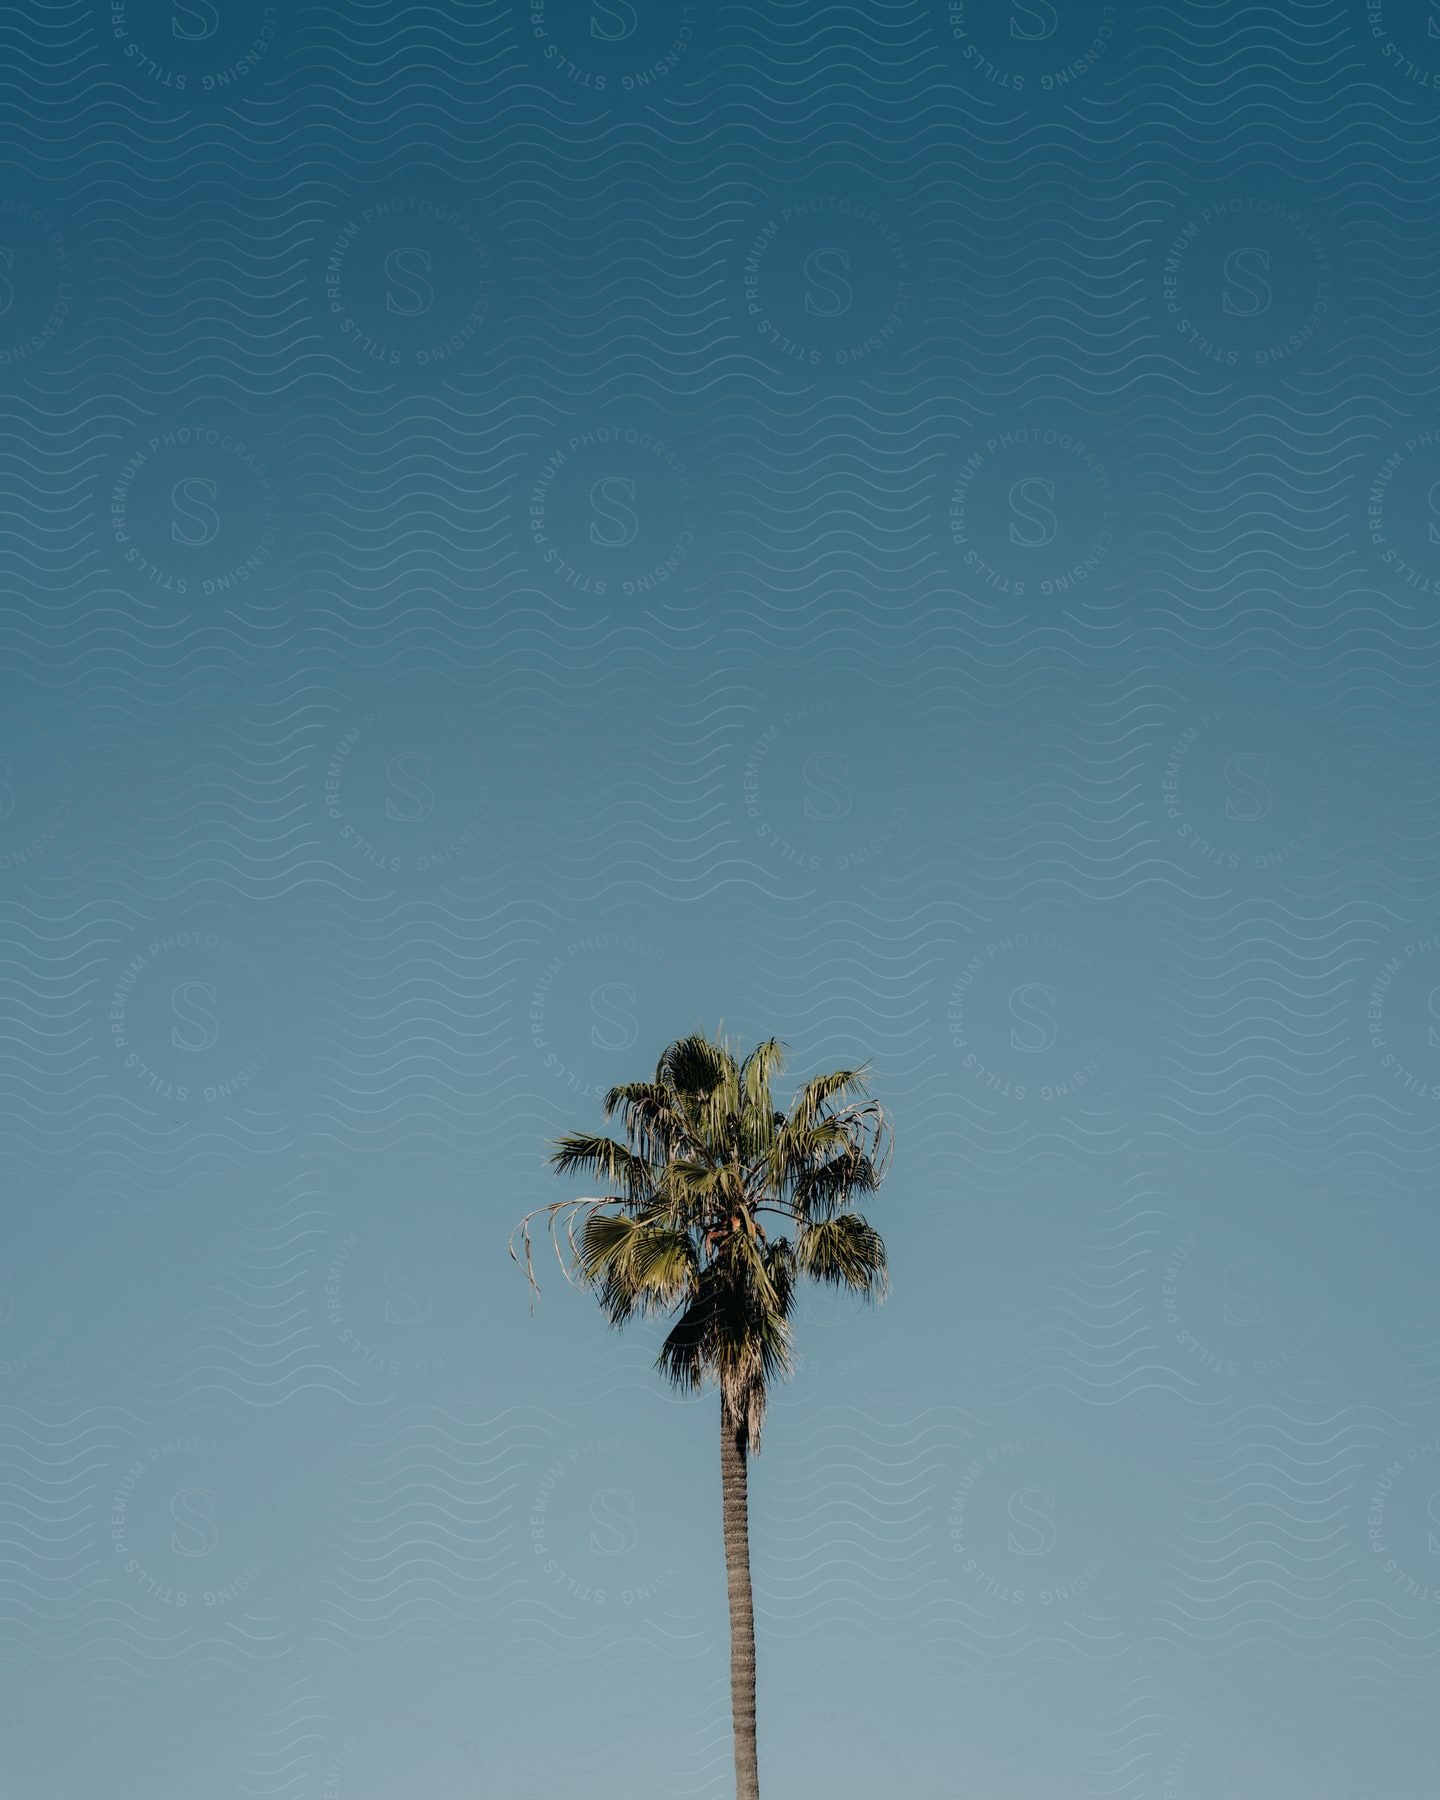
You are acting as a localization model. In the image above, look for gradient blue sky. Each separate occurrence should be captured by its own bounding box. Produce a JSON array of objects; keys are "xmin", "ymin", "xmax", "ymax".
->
[{"xmin": 3, "ymin": 2, "xmax": 1440, "ymax": 1796}]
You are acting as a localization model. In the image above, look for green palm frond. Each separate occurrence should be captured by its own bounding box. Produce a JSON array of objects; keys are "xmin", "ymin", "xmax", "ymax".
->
[
  {"xmin": 796, "ymin": 1212, "xmax": 889, "ymax": 1301},
  {"xmin": 659, "ymin": 1033, "xmax": 735, "ymax": 1100},
  {"xmin": 791, "ymin": 1146, "xmax": 883, "ymax": 1221},
  {"xmin": 740, "ymin": 1038, "xmax": 786, "ymax": 1112},
  {"xmin": 579, "ymin": 1213, "xmax": 699, "ymax": 1323},
  {"xmin": 787, "ymin": 1067, "xmax": 871, "ymax": 1128},
  {"xmin": 548, "ymin": 1131, "xmax": 653, "ymax": 1201},
  {"xmin": 603, "ymin": 1081, "xmax": 690, "ymax": 1164},
  {"xmin": 527, "ymin": 1031, "xmax": 892, "ymax": 1453},
  {"xmin": 655, "ymin": 1286, "xmax": 714, "ymax": 1395}
]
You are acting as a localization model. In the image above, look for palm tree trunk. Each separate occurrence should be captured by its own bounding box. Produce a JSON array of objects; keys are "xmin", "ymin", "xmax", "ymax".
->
[{"xmin": 720, "ymin": 1410, "xmax": 760, "ymax": 1800}]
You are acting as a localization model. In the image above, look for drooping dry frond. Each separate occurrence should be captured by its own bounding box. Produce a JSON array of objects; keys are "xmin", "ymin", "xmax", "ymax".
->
[{"xmin": 508, "ymin": 1196, "xmax": 626, "ymax": 1309}]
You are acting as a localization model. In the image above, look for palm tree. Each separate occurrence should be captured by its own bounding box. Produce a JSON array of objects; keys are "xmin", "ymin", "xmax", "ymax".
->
[{"xmin": 511, "ymin": 1032, "xmax": 892, "ymax": 1800}]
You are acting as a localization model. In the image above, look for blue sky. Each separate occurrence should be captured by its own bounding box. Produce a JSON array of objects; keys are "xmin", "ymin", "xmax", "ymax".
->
[{"xmin": 3, "ymin": 2, "xmax": 1440, "ymax": 1796}]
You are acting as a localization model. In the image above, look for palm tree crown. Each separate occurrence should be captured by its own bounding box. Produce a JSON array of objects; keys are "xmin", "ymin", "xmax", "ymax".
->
[{"xmin": 512, "ymin": 1031, "xmax": 892, "ymax": 1448}]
